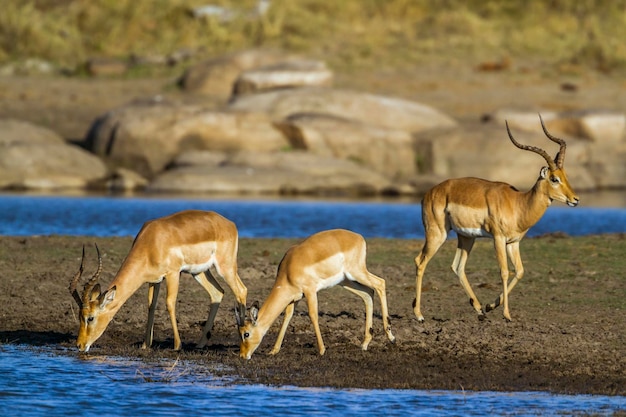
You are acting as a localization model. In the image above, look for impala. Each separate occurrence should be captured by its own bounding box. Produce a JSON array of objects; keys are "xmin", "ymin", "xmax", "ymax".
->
[
  {"xmin": 235, "ymin": 229, "xmax": 396, "ymax": 359},
  {"xmin": 413, "ymin": 115, "xmax": 579, "ymax": 322},
  {"xmin": 69, "ymin": 210, "xmax": 247, "ymax": 352}
]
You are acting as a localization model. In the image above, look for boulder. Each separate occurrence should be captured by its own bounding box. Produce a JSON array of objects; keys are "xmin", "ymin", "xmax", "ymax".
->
[
  {"xmin": 229, "ymin": 87, "xmax": 457, "ymax": 132},
  {"xmin": 490, "ymin": 108, "xmax": 626, "ymax": 144},
  {"xmin": 0, "ymin": 119, "xmax": 107, "ymax": 190},
  {"xmin": 275, "ymin": 113, "xmax": 416, "ymax": 179},
  {"xmin": 147, "ymin": 150, "xmax": 392, "ymax": 196},
  {"xmin": 178, "ymin": 49, "xmax": 291, "ymax": 98},
  {"xmin": 587, "ymin": 142, "xmax": 626, "ymax": 188},
  {"xmin": 413, "ymin": 123, "xmax": 596, "ymax": 191},
  {"xmin": 233, "ymin": 60, "xmax": 333, "ymax": 97},
  {"xmin": 86, "ymin": 100, "xmax": 289, "ymax": 177}
]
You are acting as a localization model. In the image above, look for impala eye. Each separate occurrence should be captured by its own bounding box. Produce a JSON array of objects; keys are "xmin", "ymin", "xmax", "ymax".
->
[
  {"xmin": 243, "ymin": 332, "xmax": 250, "ymax": 339},
  {"xmin": 550, "ymin": 176, "xmax": 560, "ymax": 184},
  {"xmin": 87, "ymin": 316, "xmax": 95, "ymax": 323}
]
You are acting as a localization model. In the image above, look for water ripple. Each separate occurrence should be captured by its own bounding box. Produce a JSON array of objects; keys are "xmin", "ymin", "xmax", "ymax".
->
[
  {"xmin": 0, "ymin": 195, "xmax": 625, "ymax": 238},
  {"xmin": 0, "ymin": 345, "xmax": 624, "ymax": 417}
]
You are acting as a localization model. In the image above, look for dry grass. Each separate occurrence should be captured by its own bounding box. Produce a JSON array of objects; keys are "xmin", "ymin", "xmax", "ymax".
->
[{"xmin": 2, "ymin": 0, "xmax": 626, "ymax": 74}]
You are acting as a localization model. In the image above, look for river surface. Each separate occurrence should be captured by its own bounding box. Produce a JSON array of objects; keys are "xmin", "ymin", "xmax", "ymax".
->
[
  {"xmin": 1, "ymin": 194, "xmax": 626, "ymax": 238},
  {"xmin": 1, "ymin": 344, "xmax": 624, "ymax": 417},
  {"xmin": 1, "ymin": 194, "xmax": 625, "ymax": 416}
]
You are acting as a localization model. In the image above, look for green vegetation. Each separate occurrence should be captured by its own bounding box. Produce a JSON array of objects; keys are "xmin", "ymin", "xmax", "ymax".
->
[{"xmin": 3, "ymin": 0, "xmax": 626, "ymax": 74}]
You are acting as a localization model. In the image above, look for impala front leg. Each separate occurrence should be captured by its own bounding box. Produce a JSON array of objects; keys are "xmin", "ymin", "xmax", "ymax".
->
[
  {"xmin": 270, "ymin": 301, "xmax": 297, "ymax": 355},
  {"xmin": 143, "ymin": 282, "xmax": 161, "ymax": 349},
  {"xmin": 486, "ymin": 241, "xmax": 525, "ymax": 314},
  {"xmin": 164, "ymin": 273, "xmax": 182, "ymax": 350},
  {"xmin": 493, "ymin": 237, "xmax": 512, "ymax": 321},
  {"xmin": 304, "ymin": 290, "xmax": 326, "ymax": 355}
]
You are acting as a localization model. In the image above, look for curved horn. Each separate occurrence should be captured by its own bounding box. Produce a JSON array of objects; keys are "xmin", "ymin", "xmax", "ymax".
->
[
  {"xmin": 505, "ymin": 120, "xmax": 557, "ymax": 171},
  {"xmin": 69, "ymin": 245, "xmax": 86, "ymax": 307},
  {"xmin": 538, "ymin": 113, "xmax": 567, "ymax": 168},
  {"xmin": 81, "ymin": 244, "xmax": 103, "ymax": 303}
]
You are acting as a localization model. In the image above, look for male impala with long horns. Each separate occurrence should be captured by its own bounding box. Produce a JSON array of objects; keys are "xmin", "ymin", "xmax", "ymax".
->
[
  {"xmin": 413, "ymin": 115, "xmax": 579, "ymax": 322},
  {"xmin": 69, "ymin": 210, "xmax": 247, "ymax": 352}
]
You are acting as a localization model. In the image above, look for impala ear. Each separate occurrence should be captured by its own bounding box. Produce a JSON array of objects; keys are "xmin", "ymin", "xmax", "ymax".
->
[
  {"xmin": 539, "ymin": 166, "xmax": 549, "ymax": 179},
  {"xmin": 88, "ymin": 284, "xmax": 102, "ymax": 302},
  {"xmin": 249, "ymin": 301, "xmax": 260, "ymax": 325},
  {"xmin": 99, "ymin": 286, "xmax": 116, "ymax": 308}
]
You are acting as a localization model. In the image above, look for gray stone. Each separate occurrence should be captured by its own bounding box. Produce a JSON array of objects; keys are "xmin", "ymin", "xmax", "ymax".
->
[
  {"xmin": 275, "ymin": 113, "xmax": 416, "ymax": 179},
  {"xmin": 233, "ymin": 60, "xmax": 333, "ymax": 96},
  {"xmin": 230, "ymin": 87, "xmax": 457, "ymax": 132},
  {"xmin": 0, "ymin": 119, "xmax": 107, "ymax": 190}
]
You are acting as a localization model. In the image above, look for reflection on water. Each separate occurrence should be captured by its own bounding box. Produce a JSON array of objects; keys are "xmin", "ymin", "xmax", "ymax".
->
[
  {"xmin": 0, "ymin": 194, "xmax": 625, "ymax": 238},
  {"xmin": 1, "ymin": 345, "xmax": 624, "ymax": 417}
]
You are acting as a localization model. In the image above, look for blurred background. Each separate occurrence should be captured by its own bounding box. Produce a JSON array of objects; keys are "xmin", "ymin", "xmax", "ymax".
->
[
  {"xmin": 1, "ymin": 0, "xmax": 626, "ymax": 204},
  {"xmin": 2, "ymin": 0, "xmax": 626, "ymax": 76}
]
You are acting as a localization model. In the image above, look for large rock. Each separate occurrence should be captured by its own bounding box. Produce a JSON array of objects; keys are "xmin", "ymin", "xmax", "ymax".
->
[
  {"xmin": 0, "ymin": 119, "xmax": 107, "ymax": 190},
  {"xmin": 86, "ymin": 100, "xmax": 289, "ymax": 177},
  {"xmin": 147, "ymin": 150, "xmax": 393, "ymax": 196},
  {"xmin": 413, "ymin": 123, "xmax": 596, "ymax": 191},
  {"xmin": 275, "ymin": 113, "xmax": 416, "ymax": 179},
  {"xmin": 491, "ymin": 108, "xmax": 626, "ymax": 144},
  {"xmin": 233, "ymin": 60, "xmax": 333, "ymax": 97},
  {"xmin": 178, "ymin": 49, "xmax": 291, "ymax": 98},
  {"xmin": 229, "ymin": 87, "xmax": 458, "ymax": 132}
]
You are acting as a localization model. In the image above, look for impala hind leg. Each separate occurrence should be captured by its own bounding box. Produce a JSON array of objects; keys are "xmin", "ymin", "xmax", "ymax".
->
[
  {"xmin": 452, "ymin": 236, "xmax": 485, "ymax": 319},
  {"xmin": 346, "ymin": 270, "xmax": 396, "ymax": 346},
  {"xmin": 143, "ymin": 282, "xmax": 161, "ymax": 349},
  {"xmin": 193, "ymin": 270, "xmax": 225, "ymax": 348},
  {"xmin": 414, "ymin": 229, "xmax": 447, "ymax": 322},
  {"xmin": 486, "ymin": 242, "xmax": 524, "ymax": 316},
  {"xmin": 341, "ymin": 280, "xmax": 375, "ymax": 350},
  {"xmin": 215, "ymin": 243, "xmax": 248, "ymax": 313}
]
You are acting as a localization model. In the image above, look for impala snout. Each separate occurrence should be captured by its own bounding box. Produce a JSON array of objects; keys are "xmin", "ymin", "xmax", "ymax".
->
[{"xmin": 567, "ymin": 196, "xmax": 579, "ymax": 207}]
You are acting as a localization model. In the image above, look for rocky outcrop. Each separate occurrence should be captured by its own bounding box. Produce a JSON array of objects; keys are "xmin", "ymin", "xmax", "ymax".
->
[
  {"xmin": 0, "ymin": 119, "xmax": 107, "ymax": 190},
  {"xmin": 233, "ymin": 60, "xmax": 334, "ymax": 97},
  {"xmin": 146, "ymin": 150, "xmax": 393, "ymax": 196},
  {"xmin": 178, "ymin": 49, "xmax": 292, "ymax": 98},
  {"xmin": 86, "ymin": 99, "xmax": 289, "ymax": 178},
  {"xmin": 229, "ymin": 87, "xmax": 458, "ymax": 132},
  {"xmin": 413, "ymin": 122, "xmax": 596, "ymax": 191},
  {"xmin": 275, "ymin": 113, "xmax": 416, "ymax": 179},
  {"xmin": 2, "ymin": 50, "xmax": 626, "ymax": 196}
]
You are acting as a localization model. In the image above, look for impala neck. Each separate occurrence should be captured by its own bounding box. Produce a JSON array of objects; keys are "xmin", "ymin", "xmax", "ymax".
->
[
  {"xmin": 520, "ymin": 177, "xmax": 552, "ymax": 229},
  {"xmin": 105, "ymin": 260, "xmax": 150, "ymax": 315},
  {"xmin": 255, "ymin": 282, "xmax": 298, "ymax": 334}
]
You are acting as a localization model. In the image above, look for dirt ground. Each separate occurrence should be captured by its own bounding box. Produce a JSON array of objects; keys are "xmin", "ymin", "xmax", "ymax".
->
[
  {"xmin": 0, "ymin": 234, "xmax": 624, "ymax": 396},
  {"xmin": 0, "ymin": 63, "xmax": 625, "ymax": 396}
]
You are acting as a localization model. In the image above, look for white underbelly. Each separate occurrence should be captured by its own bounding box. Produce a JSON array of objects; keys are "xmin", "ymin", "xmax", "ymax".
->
[
  {"xmin": 453, "ymin": 226, "xmax": 492, "ymax": 238},
  {"xmin": 316, "ymin": 272, "xmax": 345, "ymax": 291},
  {"xmin": 181, "ymin": 255, "xmax": 216, "ymax": 275}
]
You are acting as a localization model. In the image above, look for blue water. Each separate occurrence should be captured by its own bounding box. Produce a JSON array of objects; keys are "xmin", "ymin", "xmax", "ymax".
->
[
  {"xmin": 1, "ymin": 194, "xmax": 625, "ymax": 238},
  {"xmin": 1, "ymin": 345, "xmax": 624, "ymax": 417},
  {"xmin": 1, "ymin": 194, "xmax": 625, "ymax": 416}
]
